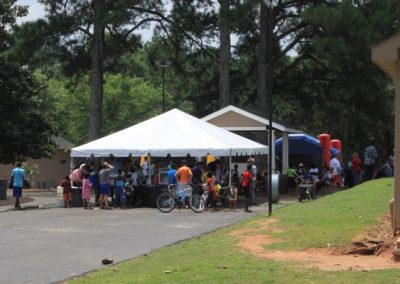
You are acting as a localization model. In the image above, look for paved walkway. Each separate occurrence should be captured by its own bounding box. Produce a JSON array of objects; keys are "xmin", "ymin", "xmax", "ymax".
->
[
  {"xmin": 0, "ymin": 190, "xmax": 59, "ymax": 212},
  {"xmin": 0, "ymin": 191, "xmax": 294, "ymax": 284}
]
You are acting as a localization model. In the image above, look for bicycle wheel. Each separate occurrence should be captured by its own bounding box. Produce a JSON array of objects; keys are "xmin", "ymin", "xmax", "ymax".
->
[
  {"xmin": 189, "ymin": 194, "xmax": 205, "ymax": 213},
  {"xmin": 157, "ymin": 192, "xmax": 175, "ymax": 213}
]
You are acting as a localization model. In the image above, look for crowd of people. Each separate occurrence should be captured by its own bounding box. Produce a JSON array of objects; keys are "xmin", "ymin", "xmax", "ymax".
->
[
  {"xmin": 166, "ymin": 158, "xmax": 260, "ymax": 213},
  {"xmin": 287, "ymin": 142, "xmax": 395, "ymax": 196},
  {"xmin": 55, "ymin": 156, "xmax": 264, "ymax": 213},
  {"xmin": 8, "ymin": 142, "xmax": 392, "ymax": 210}
]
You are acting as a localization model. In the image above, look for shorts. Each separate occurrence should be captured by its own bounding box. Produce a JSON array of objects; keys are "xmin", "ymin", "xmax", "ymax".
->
[
  {"xmin": 13, "ymin": 186, "xmax": 22, "ymax": 198},
  {"xmin": 333, "ymin": 174, "xmax": 340, "ymax": 184},
  {"xmin": 63, "ymin": 192, "xmax": 72, "ymax": 201},
  {"xmin": 100, "ymin": 183, "xmax": 111, "ymax": 195}
]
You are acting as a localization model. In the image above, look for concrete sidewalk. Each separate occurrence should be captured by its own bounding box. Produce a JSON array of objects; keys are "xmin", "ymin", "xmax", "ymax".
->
[
  {"xmin": 0, "ymin": 201, "xmax": 277, "ymax": 284},
  {"xmin": 0, "ymin": 189, "xmax": 59, "ymax": 213},
  {"xmin": 0, "ymin": 189, "xmax": 297, "ymax": 213},
  {"xmin": 0, "ymin": 190, "xmax": 296, "ymax": 283}
]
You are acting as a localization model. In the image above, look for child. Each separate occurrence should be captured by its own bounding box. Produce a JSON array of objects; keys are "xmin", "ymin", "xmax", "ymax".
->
[
  {"xmin": 82, "ymin": 173, "xmax": 91, "ymax": 209},
  {"xmin": 229, "ymin": 182, "xmax": 238, "ymax": 211},
  {"xmin": 60, "ymin": 176, "xmax": 72, "ymax": 208},
  {"xmin": 131, "ymin": 166, "xmax": 139, "ymax": 186},
  {"xmin": 206, "ymin": 172, "xmax": 218, "ymax": 211},
  {"xmin": 114, "ymin": 169, "xmax": 126, "ymax": 208},
  {"xmin": 89, "ymin": 168, "xmax": 100, "ymax": 207}
]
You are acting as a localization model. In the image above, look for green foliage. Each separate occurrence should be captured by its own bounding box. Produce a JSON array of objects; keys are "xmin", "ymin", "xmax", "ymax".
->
[
  {"xmin": 0, "ymin": 60, "xmax": 57, "ymax": 163},
  {"xmin": 38, "ymin": 72, "xmax": 172, "ymax": 144},
  {"xmin": 281, "ymin": 0, "xmax": 400, "ymax": 157},
  {"xmin": 102, "ymin": 74, "xmax": 170, "ymax": 135},
  {"xmin": 0, "ymin": 3, "xmax": 56, "ymax": 164},
  {"xmin": 3, "ymin": 0, "xmax": 399, "ymax": 159},
  {"xmin": 22, "ymin": 162, "xmax": 40, "ymax": 183},
  {"xmin": 0, "ymin": 0, "xmax": 28, "ymax": 52},
  {"xmin": 142, "ymin": 36, "xmax": 219, "ymax": 117},
  {"xmin": 71, "ymin": 179, "xmax": 397, "ymax": 284}
]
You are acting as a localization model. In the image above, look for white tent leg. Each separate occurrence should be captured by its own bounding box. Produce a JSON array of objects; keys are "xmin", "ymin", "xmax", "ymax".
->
[
  {"xmin": 229, "ymin": 152, "xmax": 232, "ymax": 187},
  {"xmin": 148, "ymin": 155, "xmax": 152, "ymax": 186},
  {"xmin": 70, "ymin": 157, "xmax": 74, "ymax": 187}
]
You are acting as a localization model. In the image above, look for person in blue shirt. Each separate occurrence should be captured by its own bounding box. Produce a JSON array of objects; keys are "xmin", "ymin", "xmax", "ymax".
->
[
  {"xmin": 167, "ymin": 163, "xmax": 177, "ymax": 185},
  {"xmin": 114, "ymin": 169, "xmax": 126, "ymax": 208},
  {"xmin": 12, "ymin": 162, "xmax": 25, "ymax": 209}
]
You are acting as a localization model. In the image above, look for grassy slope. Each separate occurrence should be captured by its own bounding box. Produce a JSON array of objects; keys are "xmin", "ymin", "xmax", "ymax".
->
[
  {"xmin": 72, "ymin": 178, "xmax": 400, "ymax": 284},
  {"xmin": 269, "ymin": 177, "xmax": 394, "ymax": 250}
]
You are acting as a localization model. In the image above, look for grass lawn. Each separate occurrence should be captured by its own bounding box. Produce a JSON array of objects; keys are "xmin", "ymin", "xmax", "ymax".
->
[{"xmin": 71, "ymin": 178, "xmax": 400, "ymax": 284}]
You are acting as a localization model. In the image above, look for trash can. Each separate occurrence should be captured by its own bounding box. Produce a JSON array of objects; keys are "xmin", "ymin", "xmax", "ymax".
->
[
  {"xmin": 271, "ymin": 174, "xmax": 280, "ymax": 203},
  {"xmin": 0, "ymin": 179, "xmax": 7, "ymax": 200},
  {"xmin": 279, "ymin": 174, "xmax": 288, "ymax": 194},
  {"xmin": 57, "ymin": 186, "xmax": 64, "ymax": 207},
  {"xmin": 71, "ymin": 186, "xmax": 83, "ymax": 207}
]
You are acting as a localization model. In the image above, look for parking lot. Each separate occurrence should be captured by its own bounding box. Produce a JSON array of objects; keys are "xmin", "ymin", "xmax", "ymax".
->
[{"xmin": 0, "ymin": 191, "xmax": 272, "ymax": 284}]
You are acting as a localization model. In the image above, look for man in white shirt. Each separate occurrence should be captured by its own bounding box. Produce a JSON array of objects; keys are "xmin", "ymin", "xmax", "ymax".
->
[{"xmin": 329, "ymin": 155, "xmax": 341, "ymax": 187}]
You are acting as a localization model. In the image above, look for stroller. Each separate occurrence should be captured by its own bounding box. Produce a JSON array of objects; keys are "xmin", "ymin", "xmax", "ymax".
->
[
  {"xmin": 297, "ymin": 182, "xmax": 315, "ymax": 202},
  {"xmin": 295, "ymin": 172, "xmax": 315, "ymax": 202}
]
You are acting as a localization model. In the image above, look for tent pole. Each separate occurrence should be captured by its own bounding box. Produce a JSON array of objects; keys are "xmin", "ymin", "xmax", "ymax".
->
[
  {"xmin": 70, "ymin": 157, "xmax": 74, "ymax": 187},
  {"xmin": 229, "ymin": 151, "xmax": 232, "ymax": 187},
  {"xmin": 148, "ymin": 154, "xmax": 151, "ymax": 186},
  {"xmin": 70, "ymin": 157, "xmax": 74, "ymax": 172}
]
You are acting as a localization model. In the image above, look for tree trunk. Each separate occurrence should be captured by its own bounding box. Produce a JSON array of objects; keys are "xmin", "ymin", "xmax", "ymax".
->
[
  {"xmin": 89, "ymin": 0, "xmax": 105, "ymax": 141},
  {"xmin": 219, "ymin": 0, "xmax": 230, "ymax": 108}
]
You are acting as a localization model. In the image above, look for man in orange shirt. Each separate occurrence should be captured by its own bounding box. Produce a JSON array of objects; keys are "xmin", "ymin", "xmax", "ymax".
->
[{"xmin": 175, "ymin": 160, "xmax": 193, "ymax": 186}]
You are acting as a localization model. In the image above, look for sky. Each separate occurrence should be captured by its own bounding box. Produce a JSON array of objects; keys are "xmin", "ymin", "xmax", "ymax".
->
[
  {"xmin": 15, "ymin": 0, "xmax": 155, "ymax": 41},
  {"xmin": 16, "ymin": 0, "xmax": 46, "ymax": 24}
]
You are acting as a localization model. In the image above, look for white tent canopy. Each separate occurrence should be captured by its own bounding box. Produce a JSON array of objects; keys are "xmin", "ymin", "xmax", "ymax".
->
[{"xmin": 71, "ymin": 108, "xmax": 268, "ymax": 158}]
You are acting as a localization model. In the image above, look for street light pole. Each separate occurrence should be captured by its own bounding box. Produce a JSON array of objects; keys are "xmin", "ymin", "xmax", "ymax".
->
[
  {"xmin": 263, "ymin": 0, "xmax": 275, "ymax": 216},
  {"xmin": 155, "ymin": 60, "xmax": 171, "ymax": 113},
  {"xmin": 162, "ymin": 67, "xmax": 165, "ymax": 113}
]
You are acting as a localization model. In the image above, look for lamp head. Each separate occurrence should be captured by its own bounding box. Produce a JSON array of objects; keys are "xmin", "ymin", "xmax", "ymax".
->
[
  {"xmin": 155, "ymin": 60, "xmax": 171, "ymax": 68},
  {"xmin": 262, "ymin": 0, "xmax": 276, "ymax": 8}
]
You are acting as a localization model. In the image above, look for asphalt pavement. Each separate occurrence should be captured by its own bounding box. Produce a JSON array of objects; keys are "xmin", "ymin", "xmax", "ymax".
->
[{"xmin": 0, "ymin": 191, "xmax": 284, "ymax": 284}]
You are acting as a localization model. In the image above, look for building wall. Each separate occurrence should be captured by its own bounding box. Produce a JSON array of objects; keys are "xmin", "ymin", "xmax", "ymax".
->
[{"xmin": 0, "ymin": 150, "xmax": 71, "ymax": 189}]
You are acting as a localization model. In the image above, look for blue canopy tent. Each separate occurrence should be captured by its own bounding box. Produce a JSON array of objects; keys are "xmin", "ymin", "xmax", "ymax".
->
[{"xmin": 275, "ymin": 134, "xmax": 340, "ymax": 169}]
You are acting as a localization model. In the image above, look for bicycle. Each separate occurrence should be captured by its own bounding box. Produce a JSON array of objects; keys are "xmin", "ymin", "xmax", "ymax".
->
[
  {"xmin": 193, "ymin": 184, "xmax": 230, "ymax": 210},
  {"xmin": 156, "ymin": 184, "xmax": 205, "ymax": 213}
]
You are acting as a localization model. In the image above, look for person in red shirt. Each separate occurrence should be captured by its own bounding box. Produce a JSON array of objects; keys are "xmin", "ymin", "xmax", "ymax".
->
[
  {"xmin": 351, "ymin": 152, "xmax": 363, "ymax": 186},
  {"xmin": 206, "ymin": 172, "xmax": 218, "ymax": 211},
  {"xmin": 60, "ymin": 176, "xmax": 72, "ymax": 208},
  {"xmin": 241, "ymin": 164, "xmax": 253, "ymax": 213}
]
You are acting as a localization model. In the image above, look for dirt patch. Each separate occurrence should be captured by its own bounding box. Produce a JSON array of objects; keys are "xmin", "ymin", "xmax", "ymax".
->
[
  {"xmin": 231, "ymin": 216, "xmax": 400, "ymax": 271},
  {"xmin": 343, "ymin": 216, "xmax": 394, "ymax": 257}
]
